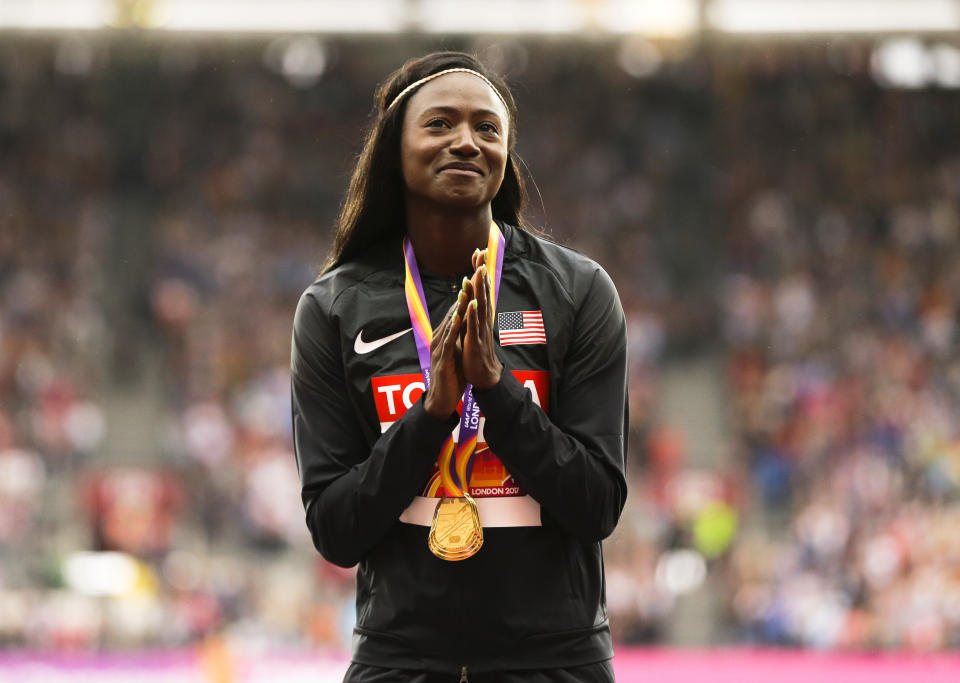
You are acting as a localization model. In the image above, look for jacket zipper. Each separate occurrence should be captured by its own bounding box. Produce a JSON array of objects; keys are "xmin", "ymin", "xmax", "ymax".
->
[{"xmin": 459, "ymin": 665, "xmax": 469, "ymax": 682}]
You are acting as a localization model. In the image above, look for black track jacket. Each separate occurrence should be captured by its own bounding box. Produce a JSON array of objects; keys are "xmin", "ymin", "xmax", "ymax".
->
[{"xmin": 290, "ymin": 222, "xmax": 628, "ymax": 673}]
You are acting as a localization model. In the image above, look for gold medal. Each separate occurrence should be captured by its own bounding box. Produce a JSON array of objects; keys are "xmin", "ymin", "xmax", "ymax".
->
[{"xmin": 428, "ymin": 495, "xmax": 483, "ymax": 561}]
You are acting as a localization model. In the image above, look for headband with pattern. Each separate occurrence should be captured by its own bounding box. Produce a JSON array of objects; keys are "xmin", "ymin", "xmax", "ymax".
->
[{"xmin": 386, "ymin": 67, "xmax": 508, "ymax": 113}]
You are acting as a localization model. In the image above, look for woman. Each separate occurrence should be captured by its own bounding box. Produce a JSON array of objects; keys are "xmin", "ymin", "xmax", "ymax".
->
[{"xmin": 291, "ymin": 52, "xmax": 628, "ymax": 682}]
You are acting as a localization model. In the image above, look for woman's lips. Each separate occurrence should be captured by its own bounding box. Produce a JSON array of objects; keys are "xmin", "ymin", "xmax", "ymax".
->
[{"xmin": 439, "ymin": 163, "xmax": 483, "ymax": 175}]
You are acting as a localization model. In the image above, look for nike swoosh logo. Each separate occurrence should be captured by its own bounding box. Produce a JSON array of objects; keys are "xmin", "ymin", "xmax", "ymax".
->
[{"xmin": 354, "ymin": 327, "xmax": 412, "ymax": 355}]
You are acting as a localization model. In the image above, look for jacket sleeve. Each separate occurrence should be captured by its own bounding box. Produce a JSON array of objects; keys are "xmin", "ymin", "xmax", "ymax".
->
[
  {"xmin": 473, "ymin": 266, "xmax": 628, "ymax": 542},
  {"xmin": 290, "ymin": 288, "xmax": 459, "ymax": 567}
]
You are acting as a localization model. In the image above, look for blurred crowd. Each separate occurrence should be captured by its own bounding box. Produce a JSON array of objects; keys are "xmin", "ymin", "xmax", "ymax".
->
[
  {"xmin": 717, "ymin": 53, "xmax": 960, "ymax": 649},
  {"xmin": 1, "ymin": 37, "xmax": 959, "ymax": 653}
]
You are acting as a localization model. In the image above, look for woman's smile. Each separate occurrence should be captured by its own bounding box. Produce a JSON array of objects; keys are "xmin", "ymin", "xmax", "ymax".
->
[{"xmin": 439, "ymin": 161, "xmax": 484, "ymax": 175}]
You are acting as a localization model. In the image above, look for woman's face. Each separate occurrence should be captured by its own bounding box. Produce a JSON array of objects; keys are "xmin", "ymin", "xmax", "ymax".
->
[{"xmin": 400, "ymin": 72, "xmax": 509, "ymax": 213}]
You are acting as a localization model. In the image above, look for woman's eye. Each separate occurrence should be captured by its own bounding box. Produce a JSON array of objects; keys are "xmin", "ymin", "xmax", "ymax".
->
[
  {"xmin": 478, "ymin": 122, "xmax": 499, "ymax": 134},
  {"xmin": 426, "ymin": 118, "xmax": 448, "ymax": 128}
]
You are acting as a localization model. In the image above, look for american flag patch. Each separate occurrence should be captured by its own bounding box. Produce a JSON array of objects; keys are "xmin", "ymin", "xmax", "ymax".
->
[{"xmin": 497, "ymin": 311, "xmax": 547, "ymax": 346}]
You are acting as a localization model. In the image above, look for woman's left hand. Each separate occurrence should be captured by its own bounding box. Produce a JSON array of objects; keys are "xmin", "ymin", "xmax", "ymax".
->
[{"xmin": 461, "ymin": 249, "xmax": 503, "ymax": 391}]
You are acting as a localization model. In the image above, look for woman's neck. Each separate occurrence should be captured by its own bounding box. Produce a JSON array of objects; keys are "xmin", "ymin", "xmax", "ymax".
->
[{"xmin": 405, "ymin": 204, "xmax": 492, "ymax": 276}]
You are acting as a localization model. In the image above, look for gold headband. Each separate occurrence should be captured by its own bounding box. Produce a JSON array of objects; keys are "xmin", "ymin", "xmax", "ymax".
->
[{"xmin": 386, "ymin": 67, "xmax": 508, "ymax": 113}]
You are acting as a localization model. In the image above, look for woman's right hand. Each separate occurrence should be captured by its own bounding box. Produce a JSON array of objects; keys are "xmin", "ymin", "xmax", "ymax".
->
[{"xmin": 423, "ymin": 291, "xmax": 469, "ymax": 419}]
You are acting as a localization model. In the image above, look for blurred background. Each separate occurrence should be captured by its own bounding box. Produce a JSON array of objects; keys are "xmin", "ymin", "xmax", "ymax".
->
[{"xmin": 2, "ymin": 0, "xmax": 960, "ymax": 680}]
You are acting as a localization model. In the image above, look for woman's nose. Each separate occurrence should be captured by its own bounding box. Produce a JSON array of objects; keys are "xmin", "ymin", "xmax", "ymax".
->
[{"xmin": 448, "ymin": 125, "xmax": 480, "ymax": 155}]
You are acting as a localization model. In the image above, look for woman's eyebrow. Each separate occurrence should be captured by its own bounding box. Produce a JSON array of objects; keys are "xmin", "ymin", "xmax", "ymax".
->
[{"xmin": 420, "ymin": 105, "xmax": 503, "ymax": 121}]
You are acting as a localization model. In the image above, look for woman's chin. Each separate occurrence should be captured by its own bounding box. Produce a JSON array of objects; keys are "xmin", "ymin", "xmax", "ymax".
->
[
  {"xmin": 427, "ymin": 193, "xmax": 490, "ymax": 211},
  {"xmin": 407, "ymin": 183, "xmax": 499, "ymax": 212}
]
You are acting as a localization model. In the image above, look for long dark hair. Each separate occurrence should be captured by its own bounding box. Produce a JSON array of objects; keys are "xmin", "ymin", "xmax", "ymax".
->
[{"xmin": 323, "ymin": 52, "xmax": 527, "ymax": 273}]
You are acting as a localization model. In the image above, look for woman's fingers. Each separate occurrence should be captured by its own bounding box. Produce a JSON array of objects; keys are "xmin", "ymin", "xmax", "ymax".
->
[
  {"xmin": 465, "ymin": 267, "xmax": 490, "ymax": 346},
  {"xmin": 448, "ymin": 292, "xmax": 469, "ymax": 356},
  {"xmin": 454, "ymin": 287, "xmax": 468, "ymax": 350},
  {"xmin": 456, "ymin": 288, "xmax": 470, "ymax": 344},
  {"xmin": 476, "ymin": 264, "xmax": 490, "ymax": 333},
  {"xmin": 461, "ymin": 276, "xmax": 474, "ymax": 307},
  {"xmin": 447, "ymin": 304, "xmax": 459, "ymax": 344},
  {"xmin": 465, "ymin": 297, "xmax": 478, "ymax": 346},
  {"xmin": 432, "ymin": 297, "xmax": 463, "ymax": 365},
  {"xmin": 472, "ymin": 247, "xmax": 487, "ymax": 271},
  {"xmin": 430, "ymin": 306, "xmax": 450, "ymax": 356}
]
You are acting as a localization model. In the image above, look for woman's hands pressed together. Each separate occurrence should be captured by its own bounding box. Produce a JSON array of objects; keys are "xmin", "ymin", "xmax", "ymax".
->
[
  {"xmin": 422, "ymin": 248, "xmax": 503, "ymax": 420},
  {"xmin": 422, "ymin": 292, "xmax": 468, "ymax": 419},
  {"xmin": 462, "ymin": 248, "xmax": 503, "ymax": 391}
]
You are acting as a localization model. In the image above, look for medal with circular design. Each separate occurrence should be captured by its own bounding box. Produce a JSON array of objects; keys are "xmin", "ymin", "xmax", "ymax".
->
[{"xmin": 428, "ymin": 495, "xmax": 483, "ymax": 560}]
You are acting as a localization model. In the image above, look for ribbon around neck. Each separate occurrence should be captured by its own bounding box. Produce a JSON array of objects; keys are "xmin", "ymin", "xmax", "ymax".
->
[{"xmin": 403, "ymin": 221, "xmax": 504, "ymax": 497}]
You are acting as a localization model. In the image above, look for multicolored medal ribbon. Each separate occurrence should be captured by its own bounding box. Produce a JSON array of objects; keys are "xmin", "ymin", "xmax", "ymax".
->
[{"xmin": 403, "ymin": 220, "xmax": 504, "ymax": 561}]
